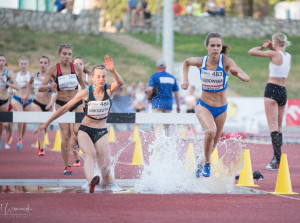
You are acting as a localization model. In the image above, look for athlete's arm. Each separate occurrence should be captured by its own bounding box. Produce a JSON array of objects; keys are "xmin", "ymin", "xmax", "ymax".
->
[
  {"xmin": 174, "ymin": 91, "xmax": 181, "ymax": 113},
  {"xmin": 146, "ymin": 86, "xmax": 153, "ymax": 103},
  {"xmin": 46, "ymin": 92, "xmax": 57, "ymax": 111},
  {"xmin": 182, "ymin": 57, "xmax": 202, "ymax": 90},
  {"xmin": 224, "ymin": 57, "xmax": 249, "ymax": 82},
  {"xmin": 39, "ymin": 65, "xmax": 57, "ymax": 92},
  {"xmin": 75, "ymin": 64, "xmax": 85, "ymax": 89},
  {"xmin": 34, "ymin": 89, "xmax": 88, "ymax": 134},
  {"xmin": 104, "ymin": 56, "xmax": 124, "ymax": 93},
  {"xmin": 248, "ymin": 40, "xmax": 277, "ymax": 58},
  {"xmin": 22, "ymin": 73, "xmax": 35, "ymax": 104},
  {"xmin": 3, "ymin": 69, "xmax": 18, "ymax": 90}
]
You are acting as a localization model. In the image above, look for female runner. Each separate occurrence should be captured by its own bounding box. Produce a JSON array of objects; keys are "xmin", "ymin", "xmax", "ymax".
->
[
  {"xmin": 35, "ymin": 55, "xmax": 124, "ymax": 193},
  {"xmin": 182, "ymin": 32, "xmax": 250, "ymax": 177}
]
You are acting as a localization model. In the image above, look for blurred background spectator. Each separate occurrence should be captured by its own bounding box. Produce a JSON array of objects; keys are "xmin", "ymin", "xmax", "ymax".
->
[
  {"xmin": 173, "ymin": 0, "xmax": 183, "ymax": 16},
  {"xmin": 185, "ymin": 0, "xmax": 193, "ymax": 16},
  {"xmin": 192, "ymin": 0, "xmax": 202, "ymax": 16}
]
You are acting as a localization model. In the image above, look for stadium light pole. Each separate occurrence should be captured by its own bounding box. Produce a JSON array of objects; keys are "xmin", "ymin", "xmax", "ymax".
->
[{"xmin": 162, "ymin": 0, "xmax": 174, "ymax": 74}]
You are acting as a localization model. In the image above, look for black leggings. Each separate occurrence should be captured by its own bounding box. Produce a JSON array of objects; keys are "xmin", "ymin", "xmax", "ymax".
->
[
  {"xmin": 78, "ymin": 125, "xmax": 108, "ymax": 144},
  {"xmin": 264, "ymin": 83, "xmax": 287, "ymax": 106}
]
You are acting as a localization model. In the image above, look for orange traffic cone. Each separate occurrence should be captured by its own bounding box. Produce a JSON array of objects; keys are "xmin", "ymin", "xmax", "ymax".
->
[
  {"xmin": 270, "ymin": 154, "xmax": 298, "ymax": 195},
  {"xmin": 235, "ymin": 149, "xmax": 259, "ymax": 187}
]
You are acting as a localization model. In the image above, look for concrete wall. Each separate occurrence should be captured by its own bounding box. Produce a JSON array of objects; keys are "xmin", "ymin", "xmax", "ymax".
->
[
  {"xmin": 124, "ymin": 13, "xmax": 300, "ymax": 38},
  {"xmin": 0, "ymin": 8, "xmax": 100, "ymax": 34}
]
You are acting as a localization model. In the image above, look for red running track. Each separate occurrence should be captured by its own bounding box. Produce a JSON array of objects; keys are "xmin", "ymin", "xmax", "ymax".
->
[{"xmin": 0, "ymin": 130, "xmax": 299, "ymax": 223}]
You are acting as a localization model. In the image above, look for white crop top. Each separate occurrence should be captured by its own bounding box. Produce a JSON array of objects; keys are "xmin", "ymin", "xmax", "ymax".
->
[
  {"xmin": 269, "ymin": 51, "xmax": 291, "ymax": 78},
  {"xmin": 16, "ymin": 72, "xmax": 31, "ymax": 88}
]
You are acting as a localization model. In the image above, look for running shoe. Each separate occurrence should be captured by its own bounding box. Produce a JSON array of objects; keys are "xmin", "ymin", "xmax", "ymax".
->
[
  {"xmin": 202, "ymin": 163, "xmax": 211, "ymax": 177},
  {"xmin": 17, "ymin": 143, "xmax": 22, "ymax": 151},
  {"xmin": 5, "ymin": 143, "xmax": 10, "ymax": 149},
  {"xmin": 63, "ymin": 166, "xmax": 73, "ymax": 175},
  {"xmin": 73, "ymin": 160, "xmax": 81, "ymax": 167},
  {"xmin": 266, "ymin": 156, "xmax": 280, "ymax": 171},
  {"xmin": 195, "ymin": 163, "xmax": 203, "ymax": 178},
  {"xmin": 38, "ymin": 149, "xmax": 45, "ymax": 156},
  {"xmin": 89, "ymin": 175, "xmax": 100, "ymax": 193}
]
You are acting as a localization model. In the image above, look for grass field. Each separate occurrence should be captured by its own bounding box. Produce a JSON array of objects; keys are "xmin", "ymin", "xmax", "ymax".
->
[
  {"xmin": 0, "ymin": 28, "xmax": 299, "ymax": 98},
  {"xmin": 131, "ymin": 33, "xmax": 300, "ymax": 98}
]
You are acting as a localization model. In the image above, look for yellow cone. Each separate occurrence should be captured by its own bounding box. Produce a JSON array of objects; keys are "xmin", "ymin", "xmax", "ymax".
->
[
  {"xmin": 52, "ymin": 130, "xmax": 61, "ymax": 151},
  {"xmin": 79, "ymin": 148, "xmax": 84, "ymax": 155},
  {"xmin": 270, "ymin": 154, "xmax": 298, "ymax": 195},
  {"xmin": 35, "ymin": 139, "xmax": 39, "ymax": 148},
  {"xmin": 129, "ymin": 136, "xmax": 144, "ymax": 165},
  {"xmin": 109, "ymin": 125, "xmax": 116, "ymax": 143},
  {"xmin": 185, "ymin": 143, "xmax": 196, "ymax": 171},
  {"xmin": 44, "ymin": 132, "xmax": 50, "ymax": 146},
  {"xmin": 211, "ymin": 147, "xmax": 219, "ymax": 165},
  {"xmin": 235, "ymin": 149, "xmax": 259, "ymax": 187},
  {"xmin": 132, "ymin": 124, "xmax": 139, "ymax": 142},
  {"xmin": 179, "ymin": 125, "xmax": 187, "ymax": 140}
]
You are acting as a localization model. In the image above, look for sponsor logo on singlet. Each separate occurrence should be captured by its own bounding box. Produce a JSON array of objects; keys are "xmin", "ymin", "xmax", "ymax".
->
[
  {"xmin": 201, "ymin": 70, "xmax": 224, "ymax": 91},
  {"xmin": 87, "ymin": 100, "xmax": 110, "ymax": 119},
  {"xmin": 58, "ymin": 74, "xmax": 78, "ymax": 91}
]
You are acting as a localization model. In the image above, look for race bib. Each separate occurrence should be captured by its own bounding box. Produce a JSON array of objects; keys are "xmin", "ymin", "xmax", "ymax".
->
[
  {"xmin": 0, "ymin": 75, "xmax": 7, "ymax": 88},
  {"xmin": 33, "ymin": 77, "xmax": 44, "ymax": 92},
  {"xmin": 58, "ymin": 74, "xmax": 78, "ymax": 91},
  {"xmin": 201, "ymin": 70, "xmax": 224, "ymax": 91},
  {"xmin": 87, "ymin": 100, "xmax": 111, "ymax": 119}
]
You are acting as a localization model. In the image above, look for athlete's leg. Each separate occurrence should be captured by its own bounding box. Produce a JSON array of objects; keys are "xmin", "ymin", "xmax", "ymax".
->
[
  {"xmin": 94, "ymin": 134, "xmax": 114, "ymax": 186},
  {"xmin": 212, "ymin": 111, "xmax": 227, "ymax": 149},
  {"xmin": 11, "ymin": 98, "xmax": 24, "ymax": 147},
  {"xmin": 31, "ymin": 103, "xmax": 46, "ymax": 151},
  {"xmin": 59, "ymin": 123, "xmax": 71, "ymax": 167},
  {"xmin": 195, "ymin": 105, "xmax": 216, "ymax": 163},
  {"xmin": 77, "ymin": 130, "xmax": 96, "ymax": 184},
  {"xmin": 264, "ymin": 98, "xmax": 279, "ymax": 132}
]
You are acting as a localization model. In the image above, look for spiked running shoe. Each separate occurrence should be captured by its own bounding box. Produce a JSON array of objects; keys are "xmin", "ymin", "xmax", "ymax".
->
[
  {"xmin": 5, "ymin": 143, "xmax": 10, "ymax": 149},
  {"xmin": 202, "ymin": 163, "xmax": 211, "ymax": 177},
  {"xmin": 195, "ymin": 164, "xmax": 203, "ymax": 178},
  {"xmin": 266, "ymin": 156, "xmax": 280, "ymax": 171},
  {"xmin": 63, "ymin": 166, "xmax": 73, "ymax": 175},
  {"xmin": 89, "ymin": 175, "xmax": 100, "ymax": 193},
  {"xmin": 38, "ymin": 149, "xmax": 45, "ymax": 156},
  {"xmin": 73, "ymin": 160, "xmax": 81, "ymax": 167}
]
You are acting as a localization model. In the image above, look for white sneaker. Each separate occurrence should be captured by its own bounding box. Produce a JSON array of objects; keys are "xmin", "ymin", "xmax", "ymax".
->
[{"xmin": 5, "ymin": 143, "xmax": 10, "ymax": 149}]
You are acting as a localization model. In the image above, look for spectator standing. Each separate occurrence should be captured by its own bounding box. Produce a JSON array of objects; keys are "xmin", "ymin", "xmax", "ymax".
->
[
  {"xmin": 131, "ymin": 82, "xmax": 147, "ymax": 112},
  {"xmin": 147, "ymin": 59, "xmax": 180, "ymax": 137},
  {"xmin": 173, "ymin": 0, "xmax": 183, "ymax": 16},
  {"xmin": 127, "ymin": 0, "xmax": 139, "ymax": 26},
  {"xmin": 139, "ymin": 0, "xmax": 152, "ymax": 26},
  {"xmin": 115, "ymin": 17, "xmax": 123, "ymax": 33},
  {"xmin": 186, "ymin": 0, "xmax": 194, "ymax": 16},
  {"xmin": 205, "ymin": 0, "xmax": 216, "ymax": 16},
  {"xmin": 192, "ymin": 0, "xmax": 202, "ymax": 16}
]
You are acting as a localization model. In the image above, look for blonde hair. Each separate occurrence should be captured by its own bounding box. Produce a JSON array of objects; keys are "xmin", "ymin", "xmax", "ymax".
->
[{"xmin": 272, "ymin": 33, "xmax": 291, "ymax": 48}]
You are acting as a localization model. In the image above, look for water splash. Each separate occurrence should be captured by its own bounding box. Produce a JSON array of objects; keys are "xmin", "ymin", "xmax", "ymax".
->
[{"xmin": 135, "ymin": 133, "xmax": 244, "ymax": 194}]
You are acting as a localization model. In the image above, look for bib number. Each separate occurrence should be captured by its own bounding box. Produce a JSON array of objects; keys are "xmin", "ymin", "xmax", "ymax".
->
[
  {"xmin": 58, "ymin": 74, "xmax": 78, "ymax": 91},
  {"xmin": 201, "ymin": 70, "xmax": 224, "ymax": 91}
]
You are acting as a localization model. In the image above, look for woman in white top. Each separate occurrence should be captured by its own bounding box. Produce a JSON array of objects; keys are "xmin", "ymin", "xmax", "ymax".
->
[
  {"xmin": 26, "ymin": 55, "xmax": 57, "ymax": 156},
  {"xmin": 11, "ymin": 57, "xmax": 34, "ymax": 151},
  {"xmin": 131, "ymin": 81, "xmax": 147, "ymax": 112},
  {"xmin": 248, "ymin": 33, "xmax": 291, "ymax": 171},
  {"xmin": 69, "ymin": 56, "xmax": 93, "ymax": 167},
  {"xmin": 0, "ymin": 53, "xmax": 18, "ymax": 150}
]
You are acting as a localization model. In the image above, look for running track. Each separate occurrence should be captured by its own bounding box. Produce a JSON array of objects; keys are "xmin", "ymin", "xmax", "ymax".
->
[{"xmin": 0, "ymin": 130, "xmax": 299, "ymax": 223}]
